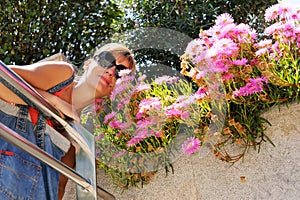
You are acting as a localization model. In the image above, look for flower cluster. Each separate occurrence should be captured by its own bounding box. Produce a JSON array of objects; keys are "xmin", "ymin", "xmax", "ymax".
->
[
  {"xmin": 83, "ymin": 2, "xmax": 300, "ymax": 189},
  {"xmin": 181, "ymin": 2, "xmax": 299, "ymax": 162},
  {"xmin": 86, "ymin": 72, "xmax": 207, "ymax": 188}
]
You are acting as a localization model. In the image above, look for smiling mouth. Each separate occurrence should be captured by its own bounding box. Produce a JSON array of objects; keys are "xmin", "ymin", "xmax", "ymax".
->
[{"xmin": 100, "ymin": 76, "xmax": 111, "ymax": 86}]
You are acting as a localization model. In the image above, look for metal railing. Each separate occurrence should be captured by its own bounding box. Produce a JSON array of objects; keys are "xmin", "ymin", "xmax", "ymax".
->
[{"xmin": 0, "ymin": 60, "xmax": 115, "ymax": 200}]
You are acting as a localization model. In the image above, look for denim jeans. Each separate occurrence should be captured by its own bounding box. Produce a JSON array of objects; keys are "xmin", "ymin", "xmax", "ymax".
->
[{"xmin": 0, "ymin": 104, "xmax": 65, "ymax": 200}]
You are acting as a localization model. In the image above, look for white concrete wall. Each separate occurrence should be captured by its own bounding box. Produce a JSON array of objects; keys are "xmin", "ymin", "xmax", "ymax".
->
[{"xmin": 64, "ymin": 102, "xmax": 300, "ymax": 200}]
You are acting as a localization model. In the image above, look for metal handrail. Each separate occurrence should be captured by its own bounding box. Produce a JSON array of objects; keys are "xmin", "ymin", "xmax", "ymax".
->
[
  {"xmin": 0, "ymin": 60, "xmax": 98, "ymax": 199},
  {"xmin": 0, "ymin": 122, "xmax": 95, "ymax": 193},
  {"xmin": 0, "ymin": 60, "xmax": 93, "ymax": 158}
]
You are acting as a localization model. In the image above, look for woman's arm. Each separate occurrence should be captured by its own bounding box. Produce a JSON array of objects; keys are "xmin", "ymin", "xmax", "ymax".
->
[
  {"xmin": 0, "ymin": 61, "xmax": 74, "ymax": 104},
  {"xmin": 8, "ymin": 61, "xmax": 74, "ymax": 91}
]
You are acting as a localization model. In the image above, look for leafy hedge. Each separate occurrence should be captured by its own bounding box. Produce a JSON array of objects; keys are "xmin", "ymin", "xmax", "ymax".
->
[
  {"xmin": 121, "ymin": 0, "xmax": 278, "ymax": 71},
  {"xmin": 0, "ymin": 0, "xmax": 124, "ymax": 66}
]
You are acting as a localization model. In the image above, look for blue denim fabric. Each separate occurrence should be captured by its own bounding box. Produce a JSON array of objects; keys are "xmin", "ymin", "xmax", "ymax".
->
[{"xmin": 0, "ymin": 108, "xmax": 64, "ymax": 200}]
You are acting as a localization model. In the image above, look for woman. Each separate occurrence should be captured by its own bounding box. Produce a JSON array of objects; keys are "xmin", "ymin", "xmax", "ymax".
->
[{"xmin": 0, "ymin": 43, "xmax": 136, "ymax": 200}]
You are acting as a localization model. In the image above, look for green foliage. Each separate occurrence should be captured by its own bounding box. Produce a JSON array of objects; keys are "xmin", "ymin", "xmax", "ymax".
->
[
  {"xmin": 124, "ymin": 0, "xmax": 277, "ymax": 38},
  {"xmin": 0, "ymin": 0, "xmax": 124, "ymax": 66},
  {"xmin": 0, "ymin": 0, "xmax": 277, "ymax": 68},
  {"xmin": 120, "ymin": 0, "xmax": 278, "ymax": 73}
]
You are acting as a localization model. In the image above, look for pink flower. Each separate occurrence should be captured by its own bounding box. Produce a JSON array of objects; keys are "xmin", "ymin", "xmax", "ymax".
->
[
  {"xmin": 233, "ymin": 77, "xmax": 268, "ymax": 97},
  {"xmin": 231, "ymin": 58, "xmax": 248, "ymax": 66},
  {"xmin": 110, "ymin": 75, "xmax": 134, "ymax": 100},
  {"xmin": 208, "ymin": 38, "xmax": 239, "ymax": 58},
  {"xmin": 222, "ymin": 73, "xmax": 234, "ymax": 81},
  {"xmin": 207, "ymin": 24, "xmax": 223, "ymax": 39},
  {"xmin": 278, "ymin": 4, "xmax": 293, "ymax": 20},
  {"xmin": 215, "ymin": 13, "xmax": 234, "ymax": 27},
  {"xmin": 137, "ymin": 97, "xmax": 162, "ymax": 118},
  {"xmin": 185, "ymin": 39, "xmax": 205, "ymax": 57},
  {"xmin": 195, "ymin": 86, "xmax": 207, "ymax": 99},
  {"xmin": 290, "ymin": 10, "xmax": 300, "ymax": 21},
  {"xmin": 155, "ymin": 130, "xmax": 163, "ymax": 137},
  {"xmin": 104, "ymin": 112, "xmax": 116, "ymax": 124},
  {"xmin": 137, "ymin": 117, "xmax": 156, "ymax": 128},
  {"xmin": 255, "ymin": 48, "xmax": 268, "ymax": 56},
  {"xmin": 264, "ymin": 22, "xmax": 282, "ymax": 35},
  {"xmin": 108, "ymin": 119, "xmax": 122, "ymax": 129},
  {"xmin": 118, "ymin": 69, "xmax": 132, "ymax": 78},
  {"xmin": 214, "ymin": 59, "xmax": 229, "ymax": 73},
  {"xmin": 218, "ymin": 23, "xmax": 236, "ymax": 40},
  {"xmin": 135, "ymin": 82, "xmax": 151, "ymax": 92},
  {"xmin": 154, "ymin": 75, "xmax": 179, "ymax": 85},
  {"xmin": 265, "ymin": 3, "xmax": 296, "ymax": 26},
  {"xmin": 182, "ymin": 137, "xmax": 201, "ymax": 155},
  {"xmin": 113, "ymin": 150, "xmax": 127, "ymax": 158},
  {"xmin": 254, "ymin": 39, "xmax": 273, "ymax": 48},
  {"xmin": 126, "ymin": 137, "xmax": 143, "ymax": 147},
  {"xmin": 94, "ymin": 133, "xmax": 105, "ymax": 142},
  {"xmin": 164, "ymin": 106, "xmax": 190, "ymax": 120},
  {"xmin": 265, "ymin": 4, "xmax": 281, "ymax": 21},
  {"xmin": 110, "ymin": 81, "xmax": 129, "ymax": 101},
  {"xmin": 193, "ymin": 50, "xmax": 207, "ymax": 64},
  {"xmin": 126, "ymin": 129, "xmax": 150, "ymax": 147}
]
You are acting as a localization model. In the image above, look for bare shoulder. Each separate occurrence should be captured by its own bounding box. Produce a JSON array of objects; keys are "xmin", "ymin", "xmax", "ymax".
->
[
  {"xmin": 32, "ymin": 61, "xmax": 75, "ymax": 76},
  {"xmin": 8, "ymin": 61, "xmax": 75, "ymax": 91}
]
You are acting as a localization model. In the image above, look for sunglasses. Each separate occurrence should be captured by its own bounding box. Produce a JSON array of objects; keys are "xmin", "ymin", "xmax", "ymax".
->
[{"xmin": 94, "ymin": 51, "xmax": 129, "ymax": 79}]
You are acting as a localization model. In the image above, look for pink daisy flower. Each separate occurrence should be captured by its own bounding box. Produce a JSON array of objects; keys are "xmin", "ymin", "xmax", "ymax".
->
[
  {"xmin": 207, "ymin": 24, "xmax": 223, "ymax": 39},
  {"xmin": 126, "ymin": 137, "xmax": 143, "ymax": 147},
  {"xmin": 104, "ymin": 112, "xmax": 116, "ymax": 124},
  {"xmin": 113, "ymin": 150, "xmax": 127, "ymax": 158},
  {"xmin": 118, "ymin": 69, "xmax": 132, "ymax": 78},
  {"xmin": 108, "ymin": 119, "xmax": 123, "ymax": 129},
  {"xmin": 94, "ymin": 133, "xmax": 105, "ymax": 142},
  {"xmin": 195, "ymin": 86, "xmax": 207, "ymax": 99},
  {"xmin": 209, "ymin": 38, "xmax": 239, "ymax": 58},
  {"xmin": 154, "ymin": 75, "xmax": 179, "ymax": 85},
  {"xmin": 233, "ymin": 77, "xmax": 268, "ymax": 97},
  {"xmin": 138, "ymin": 97, "xmax": 162, "ymax": 113},
  {"xmin": 135, "ymin": 82, "xmax": 151, "ymax": 92},
  {"xmin": 222, "ymin": 73, "xmax": 234, "ymax": 81},
  {"xmin": 182, "ymin": 137, "xmax": 201, "ymax": 155},
  {"xmin": 265, "ymin": 4, "xmax": 281, "ymax": 21},
  {"xmin": 278, "ymin": 4, "xmax": 293, "ymax": 20},
  {"xmin": 231, "ymin": 58, "xmax": 248, "ymax": 66},
  {"xmin": 137, "ymin": 117, "xmax": 155, "ymax": 128},
  {"xmin": 254, "ymin": 39, "xmax": 273, "ymax": 48},
  {"xmin": 215, "ymin": 13, "xmax": 234, "ymax": 27},
  {"xmin": 255, "ymin": 48, "xmax": 268, "ymax": 56},
  {"xmin": 185, "ymin": 39, "xmax": 204, "ymax": 57},
  {"xmin": 127, "ymin": 129, "xmax": 150, "ymax": 147}
]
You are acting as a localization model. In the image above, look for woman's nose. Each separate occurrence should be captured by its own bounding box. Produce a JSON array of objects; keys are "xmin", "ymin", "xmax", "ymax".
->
[{"xmin": 105, "ymin": 67, "xmax": 116, "ymax": 77}]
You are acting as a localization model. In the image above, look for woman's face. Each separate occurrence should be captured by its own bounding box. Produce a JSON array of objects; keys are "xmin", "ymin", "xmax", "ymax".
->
[{"xmin": 85, "ymin": 52, "xmax": 131, "ymax": 98}]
